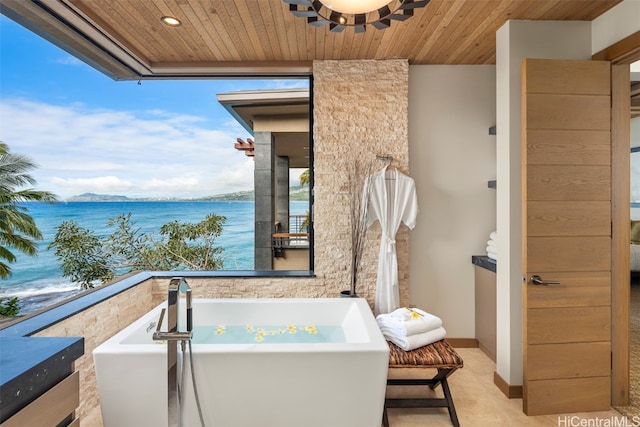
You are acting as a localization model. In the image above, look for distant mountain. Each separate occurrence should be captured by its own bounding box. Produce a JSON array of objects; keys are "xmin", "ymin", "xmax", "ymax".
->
[
  {"xmin": 195, "ymin": 190, "xmax": 254, "ymax": 201},
  {"xmin": 66, "ymin": 187, "xmax": 309, "ymax": 202},
  {"xmin": 289, "ymin": 186, "xmax": 310, "ymax": 201},
  {"xmin": 67, "ymin": 193, "xmax": 132, "ymax": 202}
]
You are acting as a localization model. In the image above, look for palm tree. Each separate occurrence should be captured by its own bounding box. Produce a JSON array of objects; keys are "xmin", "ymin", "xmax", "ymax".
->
[
  {"xmin": 299, "ymin": 169, "xmax": 310, "ymax": 188},
  {"xmin": 299, "ymin": 169, "xmax": 311, "ymax": 231},
  {"xmin": 0, "ymin": 143, "xmax": 57, "ymax": 278}
]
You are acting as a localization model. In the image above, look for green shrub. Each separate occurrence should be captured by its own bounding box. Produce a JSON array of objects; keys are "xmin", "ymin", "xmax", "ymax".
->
[{"xmin": 0, "ymin": 297, "xmax": 20, "ymax": 317}]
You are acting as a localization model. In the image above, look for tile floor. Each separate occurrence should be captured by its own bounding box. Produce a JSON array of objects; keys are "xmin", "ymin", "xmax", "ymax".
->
[
  {"xmin": 386, "ymin": 348, "xmax": 624, "ymax": 427},
  {"xmin": 84, "ymin": 347, "xmax": 626, "ymax": 427}
]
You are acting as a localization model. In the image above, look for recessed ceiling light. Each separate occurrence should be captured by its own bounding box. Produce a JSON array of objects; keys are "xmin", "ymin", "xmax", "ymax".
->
[{"xmin": 160, "ymin": 16, "xmax": 182, "ymax": 28}]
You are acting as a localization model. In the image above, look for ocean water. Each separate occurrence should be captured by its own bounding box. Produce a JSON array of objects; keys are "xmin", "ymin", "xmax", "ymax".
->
[
  {"xmin": 0, "ymin": 201, "xmax": 308, "ymax": 314},
  {"xmin": 190, "ymin": 325, "xmax": 346, "ymax": 344}
]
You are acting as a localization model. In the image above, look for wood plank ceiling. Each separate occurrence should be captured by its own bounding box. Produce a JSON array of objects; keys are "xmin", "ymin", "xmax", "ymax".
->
[{"xmin": 55, "ymin": 0, "xmax": 620, "ymax": 78}]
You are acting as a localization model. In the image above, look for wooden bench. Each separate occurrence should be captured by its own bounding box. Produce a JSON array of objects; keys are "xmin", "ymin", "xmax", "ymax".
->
[{"xmin": 383, "ymin": 339, "xmax": 463, "ymax": 427}]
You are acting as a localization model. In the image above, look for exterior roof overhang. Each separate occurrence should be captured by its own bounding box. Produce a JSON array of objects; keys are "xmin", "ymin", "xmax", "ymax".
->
[
  {"xmin": 0, "ymin": 0, "xmax": 621, "ymax": 80},
  {"xmin": 218, "ymin": 88, "xmax": 310, "ymax": 168}
]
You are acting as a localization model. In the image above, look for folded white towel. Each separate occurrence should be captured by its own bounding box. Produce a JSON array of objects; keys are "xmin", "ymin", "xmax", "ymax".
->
[
  {"xmin": 376, "ymin": 308, "xmax": 443, "ymax": 337},
  {"xmin": 487, "ymin": 252, "xmax": 497, "ymax": 261},
  {"xmin": 486, "ymin": 245, "xmax": 497, "ymax": 255},
  {"xmin": 489, "ymin": 231, "xmax": 497, "ymax": 240},
  {"xmin": 380, "ymin": 326, "xmax": 447, "ymax": 351},
  {"xmin": 487, "ymin": 239, "xmax": 497, "ymax": 249}
]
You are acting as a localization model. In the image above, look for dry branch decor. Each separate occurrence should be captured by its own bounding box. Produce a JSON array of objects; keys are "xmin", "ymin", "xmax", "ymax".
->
[{"xmin": 343, "ymin": 160, "xmax": 375, "ymax": 297}]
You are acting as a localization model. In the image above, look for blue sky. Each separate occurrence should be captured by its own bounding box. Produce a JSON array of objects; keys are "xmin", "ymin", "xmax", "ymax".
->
[{"xmin": 0, "ymin": 15, "xmax": 308, "ymax": 199}]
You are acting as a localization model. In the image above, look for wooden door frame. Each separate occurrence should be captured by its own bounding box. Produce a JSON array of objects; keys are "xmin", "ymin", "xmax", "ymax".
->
[{"xmin": 593, "ymin": 31, "xmax": 640, "ymax": 407}]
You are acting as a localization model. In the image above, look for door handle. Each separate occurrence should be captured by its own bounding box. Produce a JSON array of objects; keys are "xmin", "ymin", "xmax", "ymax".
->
[{"xmin": 530, "ymin": 275, "xmax": 560, "ymax": 285}]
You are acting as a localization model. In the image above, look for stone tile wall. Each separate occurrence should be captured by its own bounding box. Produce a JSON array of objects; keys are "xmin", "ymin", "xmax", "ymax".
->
[
  {"xmin": 35, "ymin": 280, "xmax": 155, "ymax": 421},
  {"xmin": 311, "ymin": 59, "xmax": 411, "ymax": 305}
]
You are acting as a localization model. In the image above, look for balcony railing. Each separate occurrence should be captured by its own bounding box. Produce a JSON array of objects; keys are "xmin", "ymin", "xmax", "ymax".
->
[
  {"xmin": 272, "ymin": 215, "xmax": 310, "ymax": 258},
  {"xmin": 288, "ymin": 214, "xmax": 308, "ymax": 234}
]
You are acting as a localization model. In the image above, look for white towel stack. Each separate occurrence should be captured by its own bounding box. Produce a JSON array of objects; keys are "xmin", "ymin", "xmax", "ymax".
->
[
  {"xmin": 486, "ymin": 231, "xmax": 497, "ymax": 261},
  {"xmin": 376, "ymin": 307, "xmax": 447, "ymax": 351}
]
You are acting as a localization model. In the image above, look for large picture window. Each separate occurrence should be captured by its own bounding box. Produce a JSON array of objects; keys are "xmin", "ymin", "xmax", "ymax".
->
[
  {"xmin": 1, "ymin": 65, "xmax": 312, "ymax": 315},
  {"xmin": 1, "ymin": 16, "xmax": 313, "ymax": 315}
]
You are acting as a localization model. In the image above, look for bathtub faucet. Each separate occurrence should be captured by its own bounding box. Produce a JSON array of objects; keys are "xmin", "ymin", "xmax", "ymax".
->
[
  {"xmin": 153, "ymin": 277, "xmax": 193, "ymax": 342},
  {"xmin": 152, "ymin": 277, "xmax": 194, "ymax": 427}
]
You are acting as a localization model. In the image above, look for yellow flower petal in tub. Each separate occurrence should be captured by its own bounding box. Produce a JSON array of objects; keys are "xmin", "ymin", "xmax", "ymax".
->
[
  {"xmin": 255, "ymin": 335, "xmax": 264, "ymax": 342},
  {"xmin": 301, "ymin": 325, "xmax": 317, "ymax": 334}
]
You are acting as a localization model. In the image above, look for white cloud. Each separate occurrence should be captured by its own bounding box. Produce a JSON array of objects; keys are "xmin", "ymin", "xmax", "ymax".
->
[
  {"xmin": 53, "ymin": 55, "xmax": 85, "ymax": 66},
  {"xmin": 0, "ymin": 98, "xmax": 255, "ymax": 199},
  {"xmin": 267, "ymin": 80, "xmax": 310, "ymax": 90}
]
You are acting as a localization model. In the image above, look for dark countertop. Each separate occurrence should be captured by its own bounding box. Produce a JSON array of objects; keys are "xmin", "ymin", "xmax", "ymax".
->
[
  {"xmin": 0, "ymin": 336, "xmax": 84, "ymax": 423},
  {"xmin": 472, "ymin": 255, "xmax": 497, "ymax": 273}
]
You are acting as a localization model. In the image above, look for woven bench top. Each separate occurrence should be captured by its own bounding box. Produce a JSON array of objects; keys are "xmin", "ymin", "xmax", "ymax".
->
[{"xmin": 388, "ymin": 339, "xmax": 464, "ymax": 369}]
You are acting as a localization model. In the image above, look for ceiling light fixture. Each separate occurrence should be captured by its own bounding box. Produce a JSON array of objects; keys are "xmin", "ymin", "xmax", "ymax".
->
[
  {"xmin": 284, "ymin": 0, "xmax": 430, "ymax": 33},
  {"xmin": 160, "ymin": 16, "xmax": 182, "ymax": 28}
]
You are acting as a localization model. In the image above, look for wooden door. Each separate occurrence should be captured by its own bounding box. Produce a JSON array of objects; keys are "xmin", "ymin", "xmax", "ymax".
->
[{"xmin": 522, "ymin": 58, "xmax": 612, "ymax": 415}]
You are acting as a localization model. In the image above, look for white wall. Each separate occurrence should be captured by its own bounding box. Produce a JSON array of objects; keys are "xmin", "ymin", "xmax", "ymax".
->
[
  {"xmin": 591, "ymin": 0, "xmax": 640, "ymax": 55},
  {"xmin": 495, "ymin": 20, "xmax": 592, "ymax": 386},
  {"xmin": 408, "ymin": 65, "xmax": 496, "ymax": 338}
]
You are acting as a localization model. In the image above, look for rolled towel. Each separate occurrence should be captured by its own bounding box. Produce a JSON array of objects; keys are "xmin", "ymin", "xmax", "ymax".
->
[
  {"xmin": 487, "ymin": 239, "xmax": 497, "ymax": 250},
  {"xmin": 487, "ymin": 252, "xmax": 497, "ymax": 261},
  {"xmin": 489, "ymin": 231, "xmax": 497, "ymax": 240},
  {"xmin": 380, "ymin": 326, "xmax": 447, "ymax": 351},
  {"xmin": 376, "ymin": 308, "xmax": 443, "ymax": 337}
]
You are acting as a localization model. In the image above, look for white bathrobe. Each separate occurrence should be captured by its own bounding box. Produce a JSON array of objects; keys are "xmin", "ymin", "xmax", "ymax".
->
[{"xmin": 367, "ymin": 166, "xmax": 418, "ymax": 315}]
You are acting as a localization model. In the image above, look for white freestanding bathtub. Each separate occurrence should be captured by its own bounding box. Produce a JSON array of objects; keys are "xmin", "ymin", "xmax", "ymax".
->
[{"xmin": 93, "ymin": 298, "xmax": 389, "ymax": 427}]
